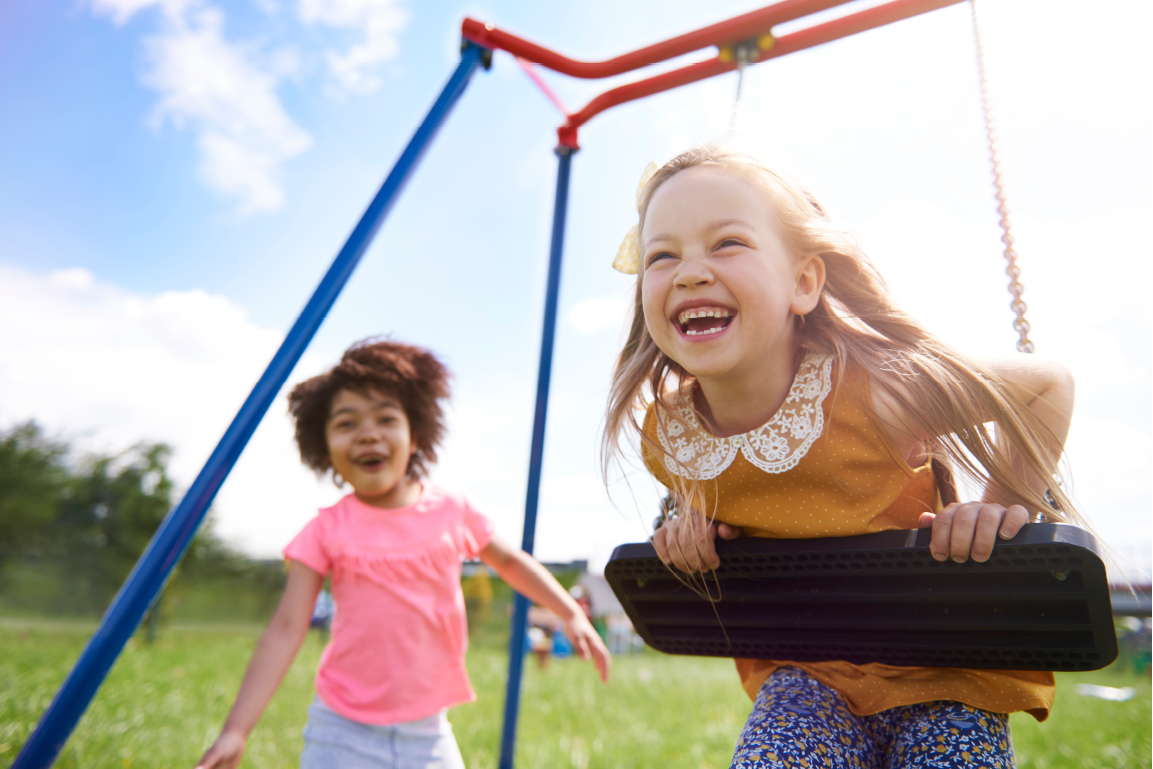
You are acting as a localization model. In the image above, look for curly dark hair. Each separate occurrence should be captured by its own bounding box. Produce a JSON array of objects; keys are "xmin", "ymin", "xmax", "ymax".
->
[{"xmin": 287, "ymin": 338, "xmax": 451, "ymax": 480}]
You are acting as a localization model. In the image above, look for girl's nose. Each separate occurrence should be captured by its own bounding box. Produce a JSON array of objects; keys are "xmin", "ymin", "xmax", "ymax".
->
[
  {"xmin": 674, "ymin": 255, "xmax": 713, "ymax": 288},
  {"xmin": 357, "ymin": 423, "xmax": 382, "ymax": 441}
]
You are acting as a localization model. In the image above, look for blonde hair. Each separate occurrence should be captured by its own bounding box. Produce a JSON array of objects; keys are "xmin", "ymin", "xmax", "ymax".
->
[{"xmin": 602, "ymin": 146, "xmax": 1081, "ymax": 526}]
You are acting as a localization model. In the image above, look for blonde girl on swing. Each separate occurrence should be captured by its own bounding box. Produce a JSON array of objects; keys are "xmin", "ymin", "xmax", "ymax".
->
[{"xmin": 603, "ymin": 146, "xmax": 1081, "ymax": 768}]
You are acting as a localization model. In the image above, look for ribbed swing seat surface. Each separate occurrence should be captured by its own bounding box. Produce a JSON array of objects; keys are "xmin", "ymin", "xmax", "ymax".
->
[{"xmin": 605, "ymin": 524, "xmax": 1117, "ymax": 672}]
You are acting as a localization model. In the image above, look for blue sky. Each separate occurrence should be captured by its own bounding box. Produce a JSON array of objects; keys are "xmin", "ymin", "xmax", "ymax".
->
[{"xmin": 1, "ymin": 0, "xmax": 1149, "ymax": 577}]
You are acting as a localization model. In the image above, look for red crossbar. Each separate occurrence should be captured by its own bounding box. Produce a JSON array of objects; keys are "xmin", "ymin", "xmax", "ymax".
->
[
  {"xmin": 462, "ymin": 0, "xmax": 965, "ymax": 148},
  {"xmin": 463, "ymin": 0, "xmax": 853, "ymax": 79}
]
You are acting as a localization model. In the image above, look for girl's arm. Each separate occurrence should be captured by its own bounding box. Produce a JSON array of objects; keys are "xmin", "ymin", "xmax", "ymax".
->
[
  {"xmin": 479, "ymin": 536, "xmax": 611, "ymax": 682},
  {"xmin": 653, "ymin": 358, "xmax": 1075, "ymax": 574},
  {"xmin": 194, "ymin": 561, "xmax": 324, "ymax": 769},
  {"xmin": 875, "ymin": 356, "xmax": 1075, "ymax": 564},
  {"xmin": 978, "ymin": 355, "xmax": 1075, "ymax": 485}
]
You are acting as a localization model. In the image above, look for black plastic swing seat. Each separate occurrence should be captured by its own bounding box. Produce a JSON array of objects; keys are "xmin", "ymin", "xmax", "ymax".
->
[{"xmin": 605, "ymin": 524, "xmax": 1118, "ymax": 672}]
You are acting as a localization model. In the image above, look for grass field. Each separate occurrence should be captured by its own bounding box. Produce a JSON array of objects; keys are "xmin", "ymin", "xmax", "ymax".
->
[{"xmin": 1, "ymin": 618, "xmax": 1148, "ymax": 768}]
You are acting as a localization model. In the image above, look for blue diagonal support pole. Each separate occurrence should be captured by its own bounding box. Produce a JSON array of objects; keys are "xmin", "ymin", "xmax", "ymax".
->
[
  {"xmin": 498, "ymin": 144, "xmax": 576, "ymax": 769},
  {"xmin": 14, "ymin": 42, "xmax": 490, "ymax": 769}
]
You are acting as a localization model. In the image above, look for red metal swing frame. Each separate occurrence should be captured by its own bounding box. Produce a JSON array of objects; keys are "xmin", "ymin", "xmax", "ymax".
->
[{"xmin": 462, "ymin": 0, "xmax": 965, "ymax": 149}]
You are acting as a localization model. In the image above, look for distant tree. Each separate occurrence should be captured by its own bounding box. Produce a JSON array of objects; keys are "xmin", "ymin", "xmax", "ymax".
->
[
  {"xmin": 54, "ymin": 441, "xmax": 177, "ymax": 613},
  {"xmin": 0, "ymin": 422, "xmax": 70, "ymax": 574},
  {"xmin": 0, "ymin": 421, "xmax": 246, "ymax": 622}
]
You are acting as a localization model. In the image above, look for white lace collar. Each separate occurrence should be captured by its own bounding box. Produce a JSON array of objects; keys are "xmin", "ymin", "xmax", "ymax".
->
[{"xmin": 655, "ymin": 354, "xmax": 833, "ymax": 480}]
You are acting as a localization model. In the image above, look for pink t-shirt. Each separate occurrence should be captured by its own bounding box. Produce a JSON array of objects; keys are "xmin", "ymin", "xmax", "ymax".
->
[{"xmin": 284, "ymin": 484, "xmax": 494, "ymax": 725}]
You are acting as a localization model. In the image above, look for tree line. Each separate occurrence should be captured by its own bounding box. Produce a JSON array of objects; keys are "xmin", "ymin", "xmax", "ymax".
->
[{"xmin": 0, "ymin": 421, "xmax": 284, "ymax": 623}]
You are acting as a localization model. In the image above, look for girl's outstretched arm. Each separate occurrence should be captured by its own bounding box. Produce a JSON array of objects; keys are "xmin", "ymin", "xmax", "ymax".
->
[
  {"xmin": 479, "ymin": 536, "xmax": 611, "ymax": 682},
  {"xmin": 977, "ymin": 355, "xmax": 1076, "ymax": 490},
  {"xmin": 886, "ymin": 356, "xmax": 1075, "ymax": 564},
  {"xmin": 194, "ymin": 561, "xmax": 324, "ymax": 769}
]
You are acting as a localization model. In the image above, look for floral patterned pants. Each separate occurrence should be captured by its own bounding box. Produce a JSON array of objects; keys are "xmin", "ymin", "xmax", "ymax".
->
[{"xmin": 732, "ymin": 667, "xmax": 1014, "ymax": 768}]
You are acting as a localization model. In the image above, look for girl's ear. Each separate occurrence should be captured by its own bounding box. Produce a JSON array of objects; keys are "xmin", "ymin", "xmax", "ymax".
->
[{"xmin": 792, "ymin": 254, "xmax": 826, "ymax": 315}]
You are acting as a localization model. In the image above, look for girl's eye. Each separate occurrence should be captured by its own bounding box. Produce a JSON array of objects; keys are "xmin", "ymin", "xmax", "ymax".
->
[
  {"xmin": 717, "ymin": 238, "xmax": 745, "ymax": 250},
  {"xmin": 646, "ymin": 251, "xmax": 674, "ymax": 267}
]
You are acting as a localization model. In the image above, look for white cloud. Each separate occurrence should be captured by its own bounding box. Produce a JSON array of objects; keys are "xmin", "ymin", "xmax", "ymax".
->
[
  {"xmin": 0, "ymin": 263, "xmax": 336, "ymax": 557},
  {"xmin": 0, "ymin": 264, "xmax": 643, "ymax": 563},
  {"xmin": 298, "ymin": 0, "xmax": 408, "ymax": 94},
  {"xmin": 91, "ymin": 0, "xmax": 312, "ymax": 215},
  {"xmin": 144, "ymin": 4, "xmax": 312, "ymax": 214}
]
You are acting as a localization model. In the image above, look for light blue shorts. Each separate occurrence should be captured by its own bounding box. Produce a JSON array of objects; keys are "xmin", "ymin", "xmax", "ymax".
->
[{"xmin": 300, "ymin": 697, "xmax": 466, "ymax": 769}]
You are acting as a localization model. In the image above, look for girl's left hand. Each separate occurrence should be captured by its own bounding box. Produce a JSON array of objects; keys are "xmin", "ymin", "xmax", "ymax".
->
[
  {"xmin": 564, "ymin": 613, "xmax": 612, "ymax": 683},
  {"xmin": 918, "ymin": 502, "xmax": 1030, "ymax": 563}
]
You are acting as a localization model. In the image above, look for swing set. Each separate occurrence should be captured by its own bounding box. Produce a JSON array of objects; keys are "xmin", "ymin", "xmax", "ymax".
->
[{"xmin": 14, "ymin": 1, "xmax": 1117, "ymax": 767}]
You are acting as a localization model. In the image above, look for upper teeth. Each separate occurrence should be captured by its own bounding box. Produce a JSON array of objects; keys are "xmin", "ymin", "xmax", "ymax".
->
[{"xmin": 678, "ymin": 308, "xmax": 732, "ymax": 323}]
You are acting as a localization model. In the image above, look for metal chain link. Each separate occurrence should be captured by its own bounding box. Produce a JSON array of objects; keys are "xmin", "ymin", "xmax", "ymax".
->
[
  {"xmin": 729, "ymin": 41, "xmax": 755, "ymax": 136},
  {"xmin": 971, "ymin": 0, "xmax": 1034, "ymax": 354}
]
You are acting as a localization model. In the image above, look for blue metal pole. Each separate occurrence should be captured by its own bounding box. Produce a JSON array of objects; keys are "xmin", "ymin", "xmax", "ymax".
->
[
  {"xmin": 13, "ymin": 42, "xmax": 489, "ymax": 769},
  {"xmin": 498, "ymin": 145, "xmax": 576, "ymax": 769}
]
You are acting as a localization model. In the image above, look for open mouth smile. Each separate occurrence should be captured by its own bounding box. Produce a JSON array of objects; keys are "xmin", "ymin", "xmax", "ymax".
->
[
  {"xmin": 676, "ymin": 307, "xmax": 734, "ymax": 337},
  {"xmin": 354, "ymin": 454, "xmax": 388, "ymax": 471}
]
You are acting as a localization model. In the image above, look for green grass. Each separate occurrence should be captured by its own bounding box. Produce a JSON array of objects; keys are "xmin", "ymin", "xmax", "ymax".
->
[
  {"xmin": 1, "ymin": 618, "xmax": 1149, "ymax": 768},
  {"xmin": 1010, "ymin": 662, "xmax": 1151, "ymax": 769}
]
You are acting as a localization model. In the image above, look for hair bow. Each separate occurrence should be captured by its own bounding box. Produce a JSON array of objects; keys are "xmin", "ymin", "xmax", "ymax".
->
[{"xmin": 612, "ymin": 162, "xmax": 659, "ymax": 275}]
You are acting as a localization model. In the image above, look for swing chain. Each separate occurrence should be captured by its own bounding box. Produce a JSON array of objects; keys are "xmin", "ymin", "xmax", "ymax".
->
[
  {"xmin": 721, "ymin": 35, "xmax": 773, "ymax": 137},
  {"xmin": 971, "ymin": 0, "xmax": 1034, "ymax": 354},
  {"xmin": 730, "ymin": 41, "xmax": 756, "ymax": 134}
]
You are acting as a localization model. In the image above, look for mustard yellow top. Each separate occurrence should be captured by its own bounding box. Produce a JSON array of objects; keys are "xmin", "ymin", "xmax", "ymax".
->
[{"xmin": 642, "ymin": 354, "xmax": 1054, "ymax": 721}]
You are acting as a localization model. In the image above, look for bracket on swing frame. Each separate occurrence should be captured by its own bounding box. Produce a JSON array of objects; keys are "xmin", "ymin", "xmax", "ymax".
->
[{"xmin": 605, "ymin": 523, "xmax": 1118, "ymax": 671}]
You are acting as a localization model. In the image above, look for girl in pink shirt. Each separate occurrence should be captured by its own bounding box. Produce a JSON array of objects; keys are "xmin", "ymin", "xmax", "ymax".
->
[{"xmin": 195, "ymin": 339, "xmax": 610, "ymax": 769}]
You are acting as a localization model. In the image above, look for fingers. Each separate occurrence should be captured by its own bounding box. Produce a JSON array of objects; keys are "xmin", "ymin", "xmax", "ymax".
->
[
  {"xmin": 665, "ymin": 520, "xmax": 692, "ymax": 572},
  {"xmin": 671, "ymin": 511, "xmax": 699, "ymax": 571},
  {"xmin": 194, "ymin": 747, "xmax": 219, "ymax": 769},
  {"xmin": 194, "ymin": 733, "xmax": 245, "ymax": 769},
  {"xmin": 693, "ymin": 521, "xmax": 719, "ymax": 571},
  {"xmin": 666, "ymin": 526, "xmax": 694, "ymax": 572},
  {"xmin": 653, "ymin": 513, "xmax": 738, "ymax": 573},
  {"xmin": 967, "ymin": 505, "xmax": 1003, "ymax": 563},
  {"xmin": 947, "ymin": 503, "xmax": 981, "ymax": 562},
  {"xmin": 658, "ymin": 510, "xmax": 719, "ymax": 573},
  {"xmin": 652, "ymin": 525, "xmax": 671, "ymax": 565},
  {"xmin": 999, "ymin": 505, "xmax": 1029, "ymax": 539},
  {"xmin": 928, "ymin": 504, "xmax": 957, "ymax": 561},
  {"xmin": 715, "ymin": 522, "xmax": 743, "ymax": 540},
  {"xmin": 590, "ymin": 633, "xmax": 612, "ymax": 683},
  {"xmin": 930, "ymin": 502, "xmax": 1030, "ymax": 563},
  {"xmin": 567, "ymin": 618, "xmax": 611, "ymax": 683},
  {"xmin": 917, "ymin": 512, "xmax": 935, "ymax": 529},
  {"xmin": 194, "ymin": 749, "xmax": 221, "ymax": 769}
]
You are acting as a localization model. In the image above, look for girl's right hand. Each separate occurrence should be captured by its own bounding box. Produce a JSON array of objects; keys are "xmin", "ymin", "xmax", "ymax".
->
[
  {"xmin": 651, "ymin": 508, "xmax": 742, "ymax": 573},
  {"xmin": 193, "ymin": 731, "xmax": 246, "ymax": 769},
  {"xmin": 919, "ymin": 501, "xmax": 1030, "ymax": 563}
]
